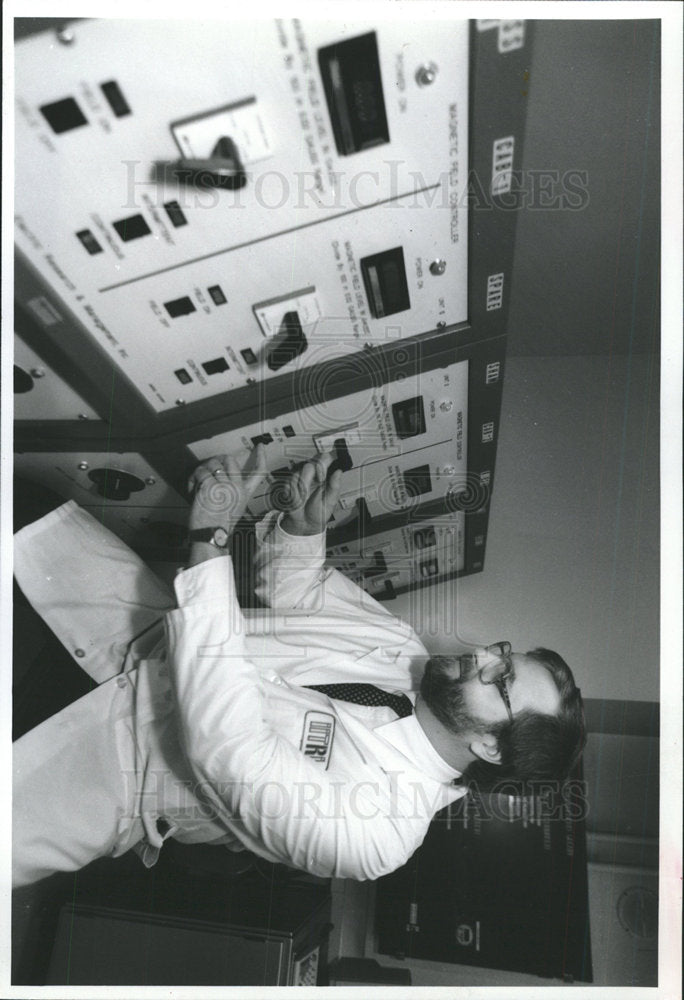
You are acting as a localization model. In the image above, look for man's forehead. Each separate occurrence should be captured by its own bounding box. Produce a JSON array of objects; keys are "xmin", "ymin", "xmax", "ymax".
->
[{"xmin": 510, "ymin": 654, "xmax": 561, "ymax": 715}]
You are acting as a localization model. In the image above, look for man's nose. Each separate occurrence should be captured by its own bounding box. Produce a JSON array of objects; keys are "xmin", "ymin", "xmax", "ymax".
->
[
  {"xmin": 458, "ymin": 649, "xmax": 487, "ymax": 679},
  {"xmin": 460, "ymin": 646, "xmax": 501, "ymax": 679}
]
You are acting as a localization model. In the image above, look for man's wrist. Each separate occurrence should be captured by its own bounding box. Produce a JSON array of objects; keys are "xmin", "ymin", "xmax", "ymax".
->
[
  {"xmin": 279, "ymin": 513, "xmax": 323, "ymax": 537},
  {"xmin": 188, "ymin": 525, "xmax": 231, "ymax": 547},
  {"xmin": 186, "ymin": 541, "xmax": 230, "ymax": 568}
]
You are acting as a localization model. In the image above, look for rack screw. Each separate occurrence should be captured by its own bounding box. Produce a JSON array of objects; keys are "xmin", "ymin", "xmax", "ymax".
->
[
  {"xmin": 29, "ymin": 367, "xmax": 46, "ymax": 378},
  {"xmin": 56, "ymin": 25, "xmax": 76, "ymax": 44},
  {"xmin": 145, "ymin": 477, "xmax": 156, "ymax": 486},
  {"xmin": 416, "ymin": 62, "xmax": 438, "ymax": 87},
  {"xmin": 430, "ymin": 259, "xmax": 447, "ymax": 276},
  {"xmin": 78, "ymin": 461, "xmax": 89, "ymax": 471}
]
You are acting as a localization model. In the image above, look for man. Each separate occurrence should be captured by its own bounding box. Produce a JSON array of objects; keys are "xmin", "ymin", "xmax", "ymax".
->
[{"xmin": 12, "ymin": 447, "xmax": 585, "ymax": 887}]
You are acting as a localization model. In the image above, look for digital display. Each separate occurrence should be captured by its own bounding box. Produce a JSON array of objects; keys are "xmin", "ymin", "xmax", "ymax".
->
[
  {"xmin": 318, "ymin": 32, "xmax": 389, "ymax": 156},
  {"xmin": 412, "ymin": 526, "xmax": 436, "ymax": 550},
  {"xmin": 392, "ymin": 396, "xmax": 426, "ymax": 439},
  {"xmin": 403, "ymin": 464, "xmax": 432, "ymax": 498},
  {"xmin": 360, "ymin": 247, "xmax": 411, "ymax": 319}
]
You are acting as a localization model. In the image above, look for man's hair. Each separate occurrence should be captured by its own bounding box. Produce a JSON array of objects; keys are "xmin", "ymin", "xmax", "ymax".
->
[{"xmin": 461, "ymin": 647, "xmax": 586, "ymax": 792}]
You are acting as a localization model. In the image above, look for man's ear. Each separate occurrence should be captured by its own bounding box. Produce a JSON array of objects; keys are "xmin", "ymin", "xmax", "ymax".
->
[{"xmin": 469, "ymin": 733, "xmax": 502, "ymax": 765}]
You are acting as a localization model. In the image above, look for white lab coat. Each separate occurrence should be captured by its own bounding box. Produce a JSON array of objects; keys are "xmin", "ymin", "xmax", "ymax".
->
[{"xmin": 13, "ymin": 502, "xmax": 465, "ymax": 886}]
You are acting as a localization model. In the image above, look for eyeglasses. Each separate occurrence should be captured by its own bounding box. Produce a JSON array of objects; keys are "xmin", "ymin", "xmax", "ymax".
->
[{"xmin": 479, "ymin": 641, "xmax": 514, "ymax": 723}]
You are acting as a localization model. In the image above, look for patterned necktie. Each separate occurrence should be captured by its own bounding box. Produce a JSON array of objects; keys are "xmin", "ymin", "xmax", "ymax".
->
[{"xmin": 305, "ymin": 683, "xmax": 414, "ymax": 719}]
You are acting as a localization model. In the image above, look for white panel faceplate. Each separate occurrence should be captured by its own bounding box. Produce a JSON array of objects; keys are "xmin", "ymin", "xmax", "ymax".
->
[
  {"xmin": 15, "ymin": 19, "xmax": 469, "ymax": 411},
  {"xmin": 14, "ymin": 336, "xmax": 100, "ymax": 421},
  {"xmin": 328, "ymin": 512, "xmax": 466, "ymax": 593},
  {"xmin": 14, "ymin": 451, "xmax": 188, "ymax": 548}
]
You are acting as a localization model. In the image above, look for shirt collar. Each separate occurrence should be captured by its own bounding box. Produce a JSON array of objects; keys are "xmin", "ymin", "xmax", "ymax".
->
[{"xmin": 376, "ymin": 696, "xmax": 462, "ymax": 784}]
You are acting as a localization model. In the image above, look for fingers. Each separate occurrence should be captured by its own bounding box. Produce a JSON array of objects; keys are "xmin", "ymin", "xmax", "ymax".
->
[
  {"xmin": 316, "ymin": 450, "xmax": 337, "ymax": 480},
  {"xmin": 188, "ymin": 465, "xmax": 217, "ymax": 493},
  {"xmin": 244, "ymin": 442, "xmax": 268, "ymax": 495},
  {"xmin": 284, "ymin": 451, "xmax": 330, "ymax": 507},
  {"xmin": 325, "ymin": 467, "xmax": 344, "ymax": 508},
  {"xmin": 299, "ymin": 450, "xmax": 336, "ymax": 491},
  {"xmin": 296, "ymin": 459, "xmax": 317, "ymax": 497},
  {"xmin": 189, "ymin": 447, "xmax": 342, "ymax": 504},
  {"xmin": 308, "ymin": 466, "xmax": 343, "ymax": 520},
  {"xmin": 188, "ymin": 455, "xmax": 227, "ymax": 493},
  {"xmin": 188, "ymin": 449, "xmax": 262, "ymax": 495}
]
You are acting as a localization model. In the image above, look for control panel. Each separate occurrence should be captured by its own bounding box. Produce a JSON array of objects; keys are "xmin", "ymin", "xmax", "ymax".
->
[
  {"xmin": 14, "ymin": 18, "xmax": 534, "ymax": 593},
  {"xmin": 15, "ymin": 19, "xmax": 469, "ymax": 411},
  {"xmin": 327, "ymin": 513, "xmax": 466, "ymax": 603},
  {"xmin": 13, "ymin": 328, "xmax": 504, "ymax": 590},
  {"xmin": 188, "ymin": 360, "xmax": 470, "ymax": 525},
  {"xmin": 185, "ymin": 330, "xmax": 503, "ymax": 589}
]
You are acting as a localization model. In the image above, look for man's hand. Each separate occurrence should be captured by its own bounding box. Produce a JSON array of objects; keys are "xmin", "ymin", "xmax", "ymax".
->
[
  {"xmin": 279, "ymin": 451, "xmax": 344, "ymax": 536},
  {"xmin": 187, "ymin": 446, "xmax": 267, "ymax": 565}
]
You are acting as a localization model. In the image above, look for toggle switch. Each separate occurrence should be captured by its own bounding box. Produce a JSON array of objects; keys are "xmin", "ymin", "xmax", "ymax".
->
[
  {"xmin": 363, "ymin": 550, "xmax": 388, "ymax": 578},
  {"xmin": 329, "ymin": 438, "xmax": 354, "ymax": 474},
  {"xmin": 419, "ymin": 557, "xmax": 439, "ymax": 578},
  {"xmin": 171, "ymin": 136, "xmax": 246, "ymax": 190},
  {"xmin": 266, "ymin": 311, "xmax": 308, "ymax": 371}
]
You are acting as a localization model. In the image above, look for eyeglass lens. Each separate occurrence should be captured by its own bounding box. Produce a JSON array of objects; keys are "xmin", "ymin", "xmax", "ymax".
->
[{"xmin": 480, "ymin": 642, "xmax": 512, "ymax": 683}]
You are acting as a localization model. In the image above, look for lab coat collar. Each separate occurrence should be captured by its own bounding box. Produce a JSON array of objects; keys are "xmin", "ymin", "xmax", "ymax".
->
[{"xmin": 377, "ymin": 697, "xmax": 463, "ymax": 785}]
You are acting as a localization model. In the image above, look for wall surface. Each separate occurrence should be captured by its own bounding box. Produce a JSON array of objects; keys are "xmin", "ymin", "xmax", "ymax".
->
[{"xmin": 507, "ymin": 19, "xmax": 660, "ymax": 358}]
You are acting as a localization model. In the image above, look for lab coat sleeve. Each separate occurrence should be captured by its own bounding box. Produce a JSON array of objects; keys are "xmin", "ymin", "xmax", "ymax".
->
[
  {"xmin": 166, "ymin": 556, "xmax": 428, "ymax": 880},
  {"xmin": 253, "ymin": 510, "xmax": 329, "ymax": 610},
  {"xmin": 253, "ymin": 510, "xmax": 403, "ymax": 625}
]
